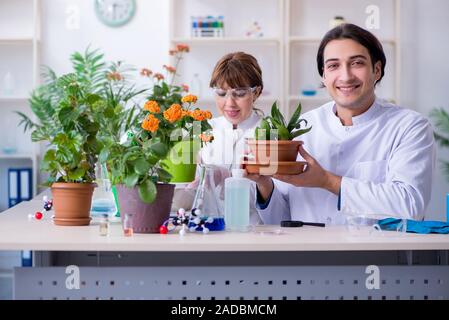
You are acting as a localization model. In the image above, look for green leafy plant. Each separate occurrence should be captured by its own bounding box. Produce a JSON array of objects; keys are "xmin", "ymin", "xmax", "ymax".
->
[
  {"xmin": 255, "ymin": 101, "xmax": 312, "ymax": 140},
  {"xmin": 17, "ymin": 47, "xmax": 145, "ymax": 185},
  {"xmin": 430, "ymin": 107, "xmax": 449, "ymax": 181},
  {"xmin": 102, "ymin": 44, "xmax": 213, "ymax": 203}
]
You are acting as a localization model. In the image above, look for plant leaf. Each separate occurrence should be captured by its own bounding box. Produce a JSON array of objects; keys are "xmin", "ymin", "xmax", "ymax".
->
[
  {"xmin": 150, "ymin": 142, "xmax": 169, "ymax": 158},
  {"xmin": 156, "ymin": 167, "xmax": 172, "ymax": 182},
  {"xmin": 287, "ymin": 102, "xmax": 303, "ymax": 132},
  {"xmin": 138, "ymin": 179, "xmax": 157, "ymax": 203},
  {"xmin": 99, "ymin": 148, "xmax": 110, "ymax": 163},
  {"xmin": 270, "ymin": 101, "xmax": 286, "ymax": 126},
  {"xmin": 134, "ymin": 158, "xmax": 150, "ymax": 175},
  {"xmin": 68, "ymin": 167, "xmax": 86, "ymax": 181},
  {"xmin": 291, "ymin": 126, "xmax": 313, "ymax": 139},
  {"xmin": 124, "ymin": 173, "xmax": 139, "ymax": 188}
]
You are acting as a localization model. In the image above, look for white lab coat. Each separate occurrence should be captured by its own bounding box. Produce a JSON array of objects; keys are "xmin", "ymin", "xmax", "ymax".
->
[
  {"xmin": 257, "ymin": 99, "xmax": 436, "ymax": 225},
  {"xmin": 201, "ymin": 111, "xmax": 263, "ymax": 224}
]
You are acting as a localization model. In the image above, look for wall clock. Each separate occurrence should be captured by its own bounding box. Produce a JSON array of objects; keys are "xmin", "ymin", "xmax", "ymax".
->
[{"xmin": 94, "ymin": 0, "xmax": 136, "ymax": 27}]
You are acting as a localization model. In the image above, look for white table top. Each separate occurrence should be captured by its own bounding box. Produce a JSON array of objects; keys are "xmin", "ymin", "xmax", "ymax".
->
[{"xmin": 0, "ymin": 200, "xmax": 448, "ymax": 252}]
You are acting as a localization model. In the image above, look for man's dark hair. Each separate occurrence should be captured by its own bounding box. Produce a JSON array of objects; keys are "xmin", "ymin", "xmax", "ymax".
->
[{"xmin": 317, "ymin": 23, "xmax": 386, "ymax": 84}]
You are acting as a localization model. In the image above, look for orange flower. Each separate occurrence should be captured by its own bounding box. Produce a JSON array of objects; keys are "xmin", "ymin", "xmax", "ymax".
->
[
  {"xmin": 142, "ymin": 114, "xmax": 160, "ymax": 133},
  {"xmin": 181, "ymin": 84, "xmax": 189, "ymax": 92},
  {"xmin": 181, "ymin": 94, "xmax": 198, "ymax": 104},
  {"xmin": 107, "ymin": 71, "xmax": 122, "ymax": 81},
  {"xmin": 181, "ymin": 109, "xmax": 190, "ymax": 118},
  {"xmin": 154, "ymin": 73, "xmax": 164, "ymax": 81},
  {"xmin": 176, "ymin": 44, "xmax": 190, "ymax": 52},
  {"xmin": 163, "ymin": 65, "xmax": 176, "ymax": 73},
  {"xmin": 169, "ymin": 49, "xmax": 178, "ymax": 56},
  {"xmin": 163, "ymin": 104, "xmax": 183, "ymax": 123},
  {"xmin": 144, "ymin": 100, "xmax": 160, "ymax": 113},
  {"xmin": 140, "ymin": 68, "xmax": 153, "ymax": 77},
  {"xmin": 199, "ymin": 133, "xmax": 214, "ymax": 143},
  {"xmin": 190, "ymin": 109, "xmax": 208, "ymax": 121},
  {"xmin": 204, "ymin": 110, "xmax": 213, "ymax": 120}
]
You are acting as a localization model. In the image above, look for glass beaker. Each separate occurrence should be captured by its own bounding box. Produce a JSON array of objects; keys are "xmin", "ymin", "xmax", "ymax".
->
[
  {"xmin": 91, "ymin": 162, "xmax": 118, "ymax": 218},
  {"xmin": 190, "ymin": 164, "xmax": 227, "ymax": 231}
]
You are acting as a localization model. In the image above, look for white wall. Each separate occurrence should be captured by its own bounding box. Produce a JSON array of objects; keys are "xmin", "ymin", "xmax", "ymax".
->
[
  {"xmin": 41, "ymin": 0, "xmax": 169, "ymax": 78},
  {"xmin": 415, "ymin": 0, "xmax": 449, "ymax": 221}
]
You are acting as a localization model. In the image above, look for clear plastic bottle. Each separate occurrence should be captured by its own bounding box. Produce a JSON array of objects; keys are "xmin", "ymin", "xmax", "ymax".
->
[
  {"xmin": 218, "ymin": 16, "xmax": 224, "ymax": 37},
  {"xmin": 91, "ymin": 162, "xmax": 118, "ymax": 218},
  {"xmin": 191, "ymin": 16, "xmax": 199, "ymax": 37},
  {"xmin": 224, "ymin": 169, "xmax": 250, "ymax": 232}
]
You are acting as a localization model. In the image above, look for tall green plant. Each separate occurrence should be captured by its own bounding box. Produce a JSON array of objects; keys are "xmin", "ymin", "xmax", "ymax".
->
[
  {"xmin": 17, "ymin": 47, "xmax": 146, "ymax": 185},
  {"xmin": 430, "ymin": 108, "xmax": 449, "ymax": 182}
]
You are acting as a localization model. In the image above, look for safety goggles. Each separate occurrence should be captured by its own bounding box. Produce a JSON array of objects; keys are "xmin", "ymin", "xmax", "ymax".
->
[{"xmin": 212, "ymin": 86, "xmax": 258, "ymax": 100}]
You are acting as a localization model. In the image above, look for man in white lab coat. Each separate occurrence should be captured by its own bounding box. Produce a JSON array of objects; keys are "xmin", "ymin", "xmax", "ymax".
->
[{"xmin": 250, "ymin": 24, "xmax": 435, "ymax": 225}]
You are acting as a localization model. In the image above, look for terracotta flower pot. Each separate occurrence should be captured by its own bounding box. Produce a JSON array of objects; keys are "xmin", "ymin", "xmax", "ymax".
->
[
  {"xmin": 51, "ymin": 182, "xmax": 96, "ymax": 226},
  {"xmin": 116, "ymin": 183, "xmax": 175, "ymax": 234},
  {"xmin": 244, "ymin": 161, "xmax": 307, "ymax": 175},
  {"xmin": 246, "ymin": 139, "xmax": 303, "ymax": 163}
]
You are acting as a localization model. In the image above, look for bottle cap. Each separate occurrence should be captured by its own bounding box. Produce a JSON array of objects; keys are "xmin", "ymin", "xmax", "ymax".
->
[{"xmin": 231, "ymin": 169, "xmax": 246, "ymax": 178}]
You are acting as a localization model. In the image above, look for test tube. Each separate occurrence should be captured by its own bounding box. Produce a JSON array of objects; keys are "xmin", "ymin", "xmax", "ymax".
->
[
  {"xmin": 123, "ymin": 213, "xmax": 134, "ymax": 237},
  {"xmin": 99, "ymin": 214, "xmax": 109, "ymax": 236}
]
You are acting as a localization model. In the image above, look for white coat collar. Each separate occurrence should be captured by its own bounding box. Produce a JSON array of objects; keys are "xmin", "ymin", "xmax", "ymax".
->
[{"xmin": 330, "ymin": 98, "xmax": 381, "ymax": 126}]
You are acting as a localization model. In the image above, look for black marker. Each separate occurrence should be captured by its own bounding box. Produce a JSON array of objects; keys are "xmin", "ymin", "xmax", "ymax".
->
[{"xmin": 281, "ymin": 220, "xmax": 325, "ymax": 228}]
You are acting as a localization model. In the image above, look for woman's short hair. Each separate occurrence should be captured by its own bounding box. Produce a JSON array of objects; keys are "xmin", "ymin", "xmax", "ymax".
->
[{"xmin": 210, "ymin": 52, "xmax": 263, "ymax": 93}]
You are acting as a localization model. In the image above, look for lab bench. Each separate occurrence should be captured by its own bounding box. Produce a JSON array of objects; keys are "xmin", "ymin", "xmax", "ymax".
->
[{"xmin": 1, "ymin": 199, "xmax": 449, "ymax": 300}]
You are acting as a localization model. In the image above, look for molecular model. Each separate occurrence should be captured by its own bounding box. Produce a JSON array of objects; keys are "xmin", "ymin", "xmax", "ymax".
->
[
  {"xmin": 245, "ymin": 21, "xmax": 264, "ymax": 38},
  {"xmin": 28, "ymin": 195, "xmax": 53, "ymax": 221},
  {"xmin": 160, "ymin": 208, "xmax": 214, "ymax": 236}
]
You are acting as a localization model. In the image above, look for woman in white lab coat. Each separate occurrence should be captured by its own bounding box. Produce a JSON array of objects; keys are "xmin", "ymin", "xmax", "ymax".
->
[
  {"xmin": 201, "ymin": 51, "xmax": 264, "ymax": 168},
  {"xmin": 179, "ymin": 52, "xmax": 264, "ymax": 224}
]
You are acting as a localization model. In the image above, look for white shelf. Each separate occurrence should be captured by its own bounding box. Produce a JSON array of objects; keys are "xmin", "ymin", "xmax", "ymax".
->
[
  {"xmin": 288, "ymin": 36, "xmax": 322, "ymax": 43},
  {"xmin": 0, "ymin": 38, "xmax": 34, "ymax": 45},
  {"xmin": 289, "ymin": 36, "xmax": 396, "ymax": 45},
  {"xmin": 169, "ymin": 0, "xmax": 285, "ymax": 114},
  {"xmin": 172, "ymin": 37, "xmax": 281, "ymax": 45},
  {"xmin": 0, "ymin": 153, "xmax": 35, "ymax": 160},
  {"xmin": 289, "ymin": 95, "xmax": 331, "ymax": 102},
  {"xmin": 0, "ymin": 0, "xmax": 40, "ymax": 206},
  {"xmin": 0, "ymin": 96, "xmax": 29, "ymax": 102}
]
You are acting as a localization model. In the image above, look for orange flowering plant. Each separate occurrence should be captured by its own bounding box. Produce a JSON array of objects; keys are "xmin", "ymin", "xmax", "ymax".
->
[{"xmin": 103, "ymin": 44, "xmax": 213, "ymax": 203}]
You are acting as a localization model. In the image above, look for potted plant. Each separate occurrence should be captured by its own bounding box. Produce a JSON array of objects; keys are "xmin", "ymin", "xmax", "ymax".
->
[
  {"xmin": 139, "ymin": 44, "xmax": 204, "ymax": 183},
  {"xmin": 102, "ymin": 44, "xmax": 214, "ymax": 233},
  {"xmin": 18, "ymin": 48, "xmax": 145, "ymax": 226},
  {"xmin": 248, "ymin": 101, "xmax": 312, "ymax": 160},
  {"xmin": 245, "ymin": 101, "xmax": 312, "ymax": 175}
]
